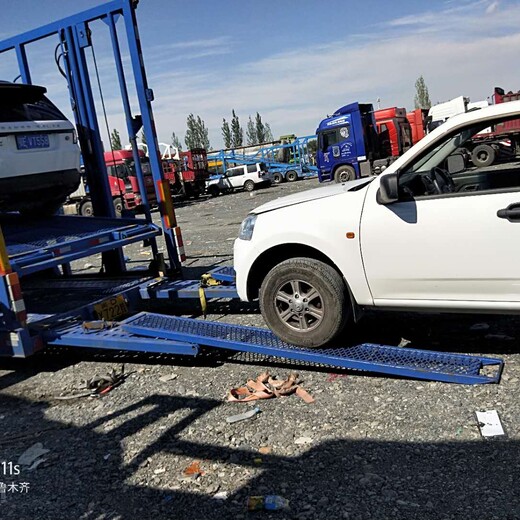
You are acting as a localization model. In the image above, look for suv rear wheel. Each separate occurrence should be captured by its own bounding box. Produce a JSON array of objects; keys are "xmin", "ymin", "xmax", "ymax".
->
[
  {"xmin": 259, "ymin": 257, "xmax": 349, "ymax": 347},
  {"xmin": 244, "ymin": 180, "xmax": 255, "ymax": 192}
]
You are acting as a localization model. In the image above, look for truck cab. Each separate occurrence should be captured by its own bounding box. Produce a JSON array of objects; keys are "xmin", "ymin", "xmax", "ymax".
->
[
  {"xmin": 406, "ymin": 109, "xmax": 428, "ymax": 145},
  {"xmin": 104, "ymin": 149, "xmax": 157, "ymax": 209},
  {"xmin": 316, "ymin": 102, "xmax": 381, "ymax": 183},
  {"xmin": 374, "ymin": 107, "xmax": 413, "ymax": 158}
]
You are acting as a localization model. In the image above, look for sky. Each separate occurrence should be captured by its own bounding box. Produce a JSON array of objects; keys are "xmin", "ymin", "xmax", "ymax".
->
[{"xmin": 0, "ymin": 0, "xmax": 519, "ymax": 150}]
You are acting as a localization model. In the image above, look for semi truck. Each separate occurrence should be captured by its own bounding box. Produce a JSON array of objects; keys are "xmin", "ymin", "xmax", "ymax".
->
[
  {"xmin": 406, "ymin": 108, "xmax": 428, "ymax": 144},
  {"xmin": 315, "ymin": 102, "xmax": 407, "ymax": 183},
  {"xmin": 374, "ymin": 107, "xmax": 413, "ymax": 158},
  {"xmin": 427, "ymin": 87, "xmax": 520, "ymax": 167},
  {"xmin": 161, "ymin": 148, "xmax": 209, "ymax": 199},
  {"xmin": 64, "ymin": 149, "xmax": 156, "ymax": 216}
]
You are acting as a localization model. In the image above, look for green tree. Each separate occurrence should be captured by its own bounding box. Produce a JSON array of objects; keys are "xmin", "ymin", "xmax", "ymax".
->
[
  {"xmin": 221, "ymin": 118, "xmax": 232, "ymax": 148},
  {"xmin": 231, "ymin": 109, "xmax": 243, "ymax": 148},
  {"xmin": 246, "ymin": 116, "xmax": 257, "ymax": 145},
  {"xmin": 170, "ymin": 131, "xmax": 183, "ymax": 151},
  {"xmin": 264, "ymin": 123, "xmax": 274, "ymax": 142},
  {"xmin": 255, "ymin": 112, "xmax": 266, "ymax": 144},
  {"xmin": 414, "ymin": 75, "xmax": 432, "ymax": 109},
  {"xmin": 185, "ymin": 113, "xmax": 210, "ymax": 150},
  {"xmin": 110, "ymin": 128, "xmax": 122, "ymax": 150},
  {"xmin": 140, "ymin": 130, "xmax": 147, "ymax": 145}
]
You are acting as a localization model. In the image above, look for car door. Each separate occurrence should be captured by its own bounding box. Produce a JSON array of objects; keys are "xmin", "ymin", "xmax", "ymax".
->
[
  {"xmin": 360, "ymin": 115, "xmax": 520, "ymax": 307},
  {"xmin": 227, "ymin": 167, "xmax": 245, "ymax": 188}
]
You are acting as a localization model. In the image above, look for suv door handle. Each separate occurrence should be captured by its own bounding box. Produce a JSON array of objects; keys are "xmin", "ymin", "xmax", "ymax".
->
[{"xmin": 497, "ymin": 203, "xmax": 520, "ymax": 222}]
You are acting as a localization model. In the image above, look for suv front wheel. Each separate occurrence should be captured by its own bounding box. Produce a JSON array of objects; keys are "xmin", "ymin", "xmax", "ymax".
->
[{"xmin": 259, "ymin": 257, "xmax": 349, "ymax": 347}]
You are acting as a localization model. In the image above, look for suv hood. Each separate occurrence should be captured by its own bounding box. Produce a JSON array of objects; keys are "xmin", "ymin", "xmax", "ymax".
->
[{"xmin": 251, "ymin": 177, "xmax": 373, "ymax": 214}]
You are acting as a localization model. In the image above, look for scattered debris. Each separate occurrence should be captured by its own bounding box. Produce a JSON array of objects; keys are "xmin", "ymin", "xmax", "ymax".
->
[
  {"xmin": 54, "ymin": 365, "xmax": 132, "ymax": 400},
  {"xmin": 294, "ymin": 436, "xmax": 313, "ymax": 445},
  {"xmin": 485, "ymin": 333, "xmax": 515, "ymax": 341},
  {"xmin": 247, "ymin": 495, "xmax": 290, "ymax": 511},
  {"xmin": 18, "ymin": 442, "xmax": 49, "ymax": 467},
  {"xmin": 258, "ymin": 446, "xmax": 272, "ymax": 455},
  {"xmin": 226, "ymin": 407, "xmax": 261, "ymax": 424},
  {"xmin": 228, "ymin": 371, "xmax": 314, "ymax": 404},
  {"xmin": 159, "ymin": 373, "xmax": 178, "ymax": 383},
  {"xmin": 154, "ymin": 468, "xmax": 166, "ymax": 475},
  {"xmin": 326, "ymin": 373, "xmax": 347, "ymax": 383},
  {"xmin": 398, "ymin": 338, "xmax": 412, "ymax": 347},
  {"xmin": 253, "ymin": 457, "xmax": 263, "ymax": 465},
  {"xmin": 183, "ymin": 460, "xmax": 204, "ymax": 478},
  {"xmin": 476, "ymin": 410, "xmax": 505, "ymax": 438},
  {"xmin": 213, "ymin": 491, "xmax": 229, "ymax": 501}
]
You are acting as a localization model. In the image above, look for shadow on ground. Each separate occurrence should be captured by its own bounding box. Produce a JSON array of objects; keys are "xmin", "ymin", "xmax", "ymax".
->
[{"xmin": 0, "ymin": 389, "xmax": 518, "ymax": 520}]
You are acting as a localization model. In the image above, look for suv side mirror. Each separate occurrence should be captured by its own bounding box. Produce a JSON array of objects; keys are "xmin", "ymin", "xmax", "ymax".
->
[
  {"xmin": 446, "ymin": 154, "xmax": 465, "ymax": 174},
  {"xmin": 377, "ymin": 172, "xmax": 399, "ymax": 205}
]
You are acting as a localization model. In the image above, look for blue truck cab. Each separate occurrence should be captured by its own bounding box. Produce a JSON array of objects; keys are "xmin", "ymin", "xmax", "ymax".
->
[{"xmin": 316, "ymin": 102, "xmax": 383, "ymax": 183}]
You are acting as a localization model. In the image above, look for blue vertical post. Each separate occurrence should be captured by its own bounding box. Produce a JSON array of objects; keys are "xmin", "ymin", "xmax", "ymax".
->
[
  {"xmin": 105, "ymin": 12, "xmax": 159, "ymax": 257},
  {"xmin": 121, "ymin": 0, "xmax": 181, "ymax": 272},
  {"xmin": 15, "ymin": 45, "xmax": 31, "ymax": 84}
]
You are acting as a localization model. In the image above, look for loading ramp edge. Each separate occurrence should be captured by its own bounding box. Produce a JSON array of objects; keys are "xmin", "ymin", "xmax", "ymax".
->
[
  {"xmin": 43, "ymin": 321, "xmax": 199, "ymax": 355},
  {"xmin": 118, "ymin": 312, "xmax": 503, "ymax": 385}
]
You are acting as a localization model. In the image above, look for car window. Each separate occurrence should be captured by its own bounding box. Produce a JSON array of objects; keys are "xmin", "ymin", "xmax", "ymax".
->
[
  {"xmin": 398, "ymin": 112, "xmax": 520, "ymax": 198},
  {"xmin": 247, "ymin": 164, "xmax": 257, "ymax": 173},
  {"xmin": 228, "ymin": 167, "xmax": 243, "ymax": 177},
  {"xmin": 0, "ymin": 95, "xmax": 67, "ymax": 123}
]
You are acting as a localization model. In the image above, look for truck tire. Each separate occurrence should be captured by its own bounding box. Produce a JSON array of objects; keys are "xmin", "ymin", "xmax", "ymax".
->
[
  {"xmin": 334, "ymin": 165, "xmax": 356, "ymax": 183},
  {"xmin": 244, "ymin": 180, "xmax": 255, "ymax": 192},
  {"xmin": 471, "ymin": 144, "xmax": 495, "ymax": 167},
  {"xmin": 259, "ymin": 257, "xmax": 350, "ymax": 348},
  {"xmin": 286, "ymin": 170, "xmax": 298, "ymax": 182},
  {"xmin": 80, "ymin": 200, "xmax": 93, "ymax": 217},
  {"xmin": 272, "ymin": 172, "xmax": 283, "ymax": 184},
  {"xmin": 113, "ymin": 197, "xmax": 123, "ymax": 217}
]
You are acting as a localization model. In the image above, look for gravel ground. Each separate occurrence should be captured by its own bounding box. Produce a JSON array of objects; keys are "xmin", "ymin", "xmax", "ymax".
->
[{"xmin": 2, "ymin": 178, "xmax": 520, "ymax": 520}]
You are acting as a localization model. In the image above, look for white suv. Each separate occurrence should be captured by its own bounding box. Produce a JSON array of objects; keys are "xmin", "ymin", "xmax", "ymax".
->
[
  {"xmin": 0, "ymin": 81, "xmax": 80, "ymax": 215},
  {"xmin": 206, "ymin": 162, "xmax": 272, "ymax": 196},
  {"xmin": 234, "ymin": 100, "xmax": 520, "ymax": 347}
]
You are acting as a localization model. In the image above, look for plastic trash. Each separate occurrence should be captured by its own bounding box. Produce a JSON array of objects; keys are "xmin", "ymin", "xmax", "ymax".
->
[
  {"xmin": 226, "ymin": 406, "xmax": 261, "ymax": 424},
  {"xmin": 247, "ymin": 495, "xmax": 289, "ymax": 511}
]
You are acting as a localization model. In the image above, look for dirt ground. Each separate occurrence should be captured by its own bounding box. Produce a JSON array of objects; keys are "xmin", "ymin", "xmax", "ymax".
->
[{"xmin": 1, "ymin": 177, "xmax": 520, "ymax": 520}]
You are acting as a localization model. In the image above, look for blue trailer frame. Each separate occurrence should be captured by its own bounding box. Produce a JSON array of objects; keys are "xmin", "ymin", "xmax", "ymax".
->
[{"xmin": 0, "ymin": 1, "xmax": 505, "ymax": 385}]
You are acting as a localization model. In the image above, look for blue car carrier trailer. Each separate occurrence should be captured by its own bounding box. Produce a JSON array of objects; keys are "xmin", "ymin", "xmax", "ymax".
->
[{"xmin": 0, "ymin": 0, "xmax": 504, "ymax": 385}]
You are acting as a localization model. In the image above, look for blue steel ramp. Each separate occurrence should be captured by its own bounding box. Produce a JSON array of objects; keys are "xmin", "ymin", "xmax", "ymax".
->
[{"xmin": 122, "ymin": 313, "xmax": 503, "ymax": 384}]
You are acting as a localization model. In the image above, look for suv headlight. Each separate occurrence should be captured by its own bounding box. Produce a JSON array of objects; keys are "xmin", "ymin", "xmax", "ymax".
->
[{"xmin": 238, "ymin": 214, "xmax": 257, "ymax": 241}]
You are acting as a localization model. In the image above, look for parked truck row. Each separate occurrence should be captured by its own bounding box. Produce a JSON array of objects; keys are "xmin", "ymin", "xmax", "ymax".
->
[{"xmin": 316, "ymin": 87, "xmax": 520, "ymax": 183}]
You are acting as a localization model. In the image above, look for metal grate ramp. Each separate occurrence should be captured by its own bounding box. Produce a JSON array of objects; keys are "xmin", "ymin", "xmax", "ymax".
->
[{"xmin": 122, "ymin": 313, "xmax": 503, "ymax": 384}]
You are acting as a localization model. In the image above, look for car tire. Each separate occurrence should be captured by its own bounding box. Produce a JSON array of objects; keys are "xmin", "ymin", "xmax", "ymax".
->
[
  {"xmin": 286, "ymin": 170, "xmax": 298, "ymax": 182},
  {"xmin": 113, "ymin": 197, "xmax": 123, "ymax": 217},
  {"xmin": 334, "ymin": 165, "xmax": 356, "ymax": 183},
  {"xmin": 272, "ymin": 172, "xmax": 283, "ymax": 184},
  {"xmin": 244, "ymin": 180, "xmax": 255, "ymax": 192},
  {"xmin": 80, "ymin": 200, "xmax": 94, "ymax": 217},
  {"xmin": 471, "ymin": 144, "xmax": 495, "ymax": 167},
  {"xmin": 208, "ymin": 185, "xmax": 220, "ymax": 197},
  {"xmin": 259, "ymin": 257, "xmax": 349, "ymax": 348}
]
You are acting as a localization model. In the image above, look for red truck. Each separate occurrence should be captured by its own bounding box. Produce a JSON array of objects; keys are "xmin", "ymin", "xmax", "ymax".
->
[
  {"xmin": 406, "ymin": 108, "xmax": 428, "ymax": 144},
  {"xmin": 64, "ymin": 149, "xmax": 157, "ymax": 216},
  {"xmin": 162, "ymin": 148, "xmax": 209, "ymax": 199},
  {"xmin": 374, "ymin": 107, "xmax": 413, "ymax": 159}
]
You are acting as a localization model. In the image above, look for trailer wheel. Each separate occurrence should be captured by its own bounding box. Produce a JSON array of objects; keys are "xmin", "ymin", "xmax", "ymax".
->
[
  {"xmin": 259, "ymin": 257, "xmax": 350, "ymax": 348},
  {"xmin": 272, "ymin": 172, "xmax": 283, "ymax": 184},
  {"xmin": 471, "ymin": 144, "xmax": 496, "ymax": 168},
  {"xmin": 286, "ymin": 170, "xmax": 298, "ymax": 182},
  {"xmin": 113, "ymin": 197, "xmax": 123, "ymax": 217},
  {"xmin": 244, "ymin": 180, "xmax": 255, "ymax": 192},
  {"xmin": 334, "ymin": 165, "xmax": 355, "ymax": 183},
  {"xmin": 80, "ymin": 200, "xmax": 93, "ymax": 217}
]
